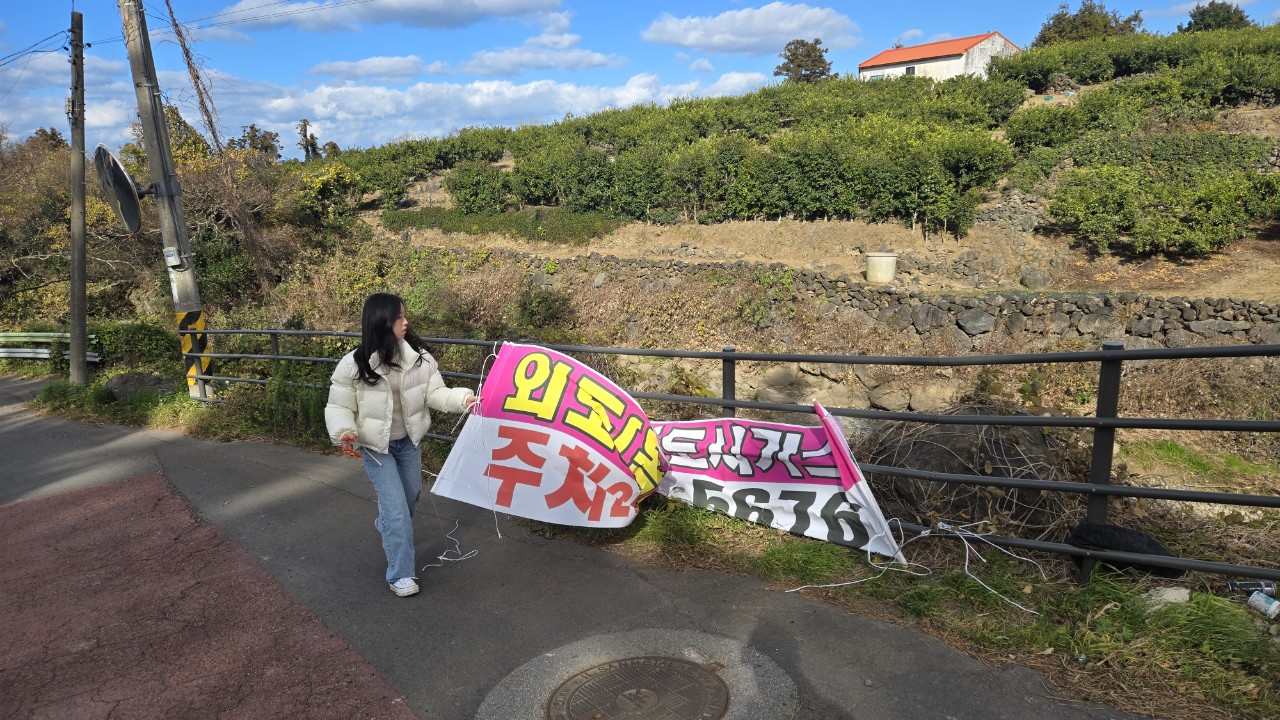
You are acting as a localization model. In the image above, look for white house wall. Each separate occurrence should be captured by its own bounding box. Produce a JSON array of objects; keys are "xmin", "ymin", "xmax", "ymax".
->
[
  {"xmin": 962, "ymin": 35, "xmax": 1019, "ymax": 77},
  {"xmin": 860, "ymin": 55, "xmax": 965, "ymax": 81}
]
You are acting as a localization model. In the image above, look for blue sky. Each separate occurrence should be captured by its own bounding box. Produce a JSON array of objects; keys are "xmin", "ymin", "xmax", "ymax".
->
[{"xmin": 2, "ymin": 1, "xmax": 1277, "ymax": 158}]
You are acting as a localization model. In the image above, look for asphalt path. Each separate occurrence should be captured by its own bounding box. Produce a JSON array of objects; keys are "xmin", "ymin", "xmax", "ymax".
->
[{"xmin": 0, "ymin": 375, "xmax": 1161, "ymax": 720}]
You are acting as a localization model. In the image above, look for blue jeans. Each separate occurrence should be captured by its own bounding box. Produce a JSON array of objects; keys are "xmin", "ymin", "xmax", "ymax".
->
[{"xmin": 362, "ymin": 437, "xmax": 422, "ymax": 583}]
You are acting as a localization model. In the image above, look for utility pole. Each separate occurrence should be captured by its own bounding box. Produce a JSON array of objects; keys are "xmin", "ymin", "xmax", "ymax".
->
[
  {"xmin": 117, "ymin": 0, "xmax": 210, "ymax": 398},
  {"xmin": 68, "ymin": 11, "xmax": 87, "ymax": 385}
]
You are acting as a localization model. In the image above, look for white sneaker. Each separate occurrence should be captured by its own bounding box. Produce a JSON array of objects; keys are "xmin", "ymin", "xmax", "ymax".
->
[{"xmin": 389, "ymin": 577, "xmax": 419, "ymax": 597}]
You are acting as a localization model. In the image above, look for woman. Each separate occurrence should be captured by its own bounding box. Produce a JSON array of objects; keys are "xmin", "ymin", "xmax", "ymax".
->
[{"xmin": 325, "ymin": 293, "xmax": 476, "ymax": 596}]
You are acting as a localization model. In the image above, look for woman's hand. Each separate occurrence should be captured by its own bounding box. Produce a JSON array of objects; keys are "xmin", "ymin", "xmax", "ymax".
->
[
  {"xmin": 465, "ymin": 393, "xmax": 480, "ymax": 411},
  {"xmin": 339, "ymin": 431, "xmax": 361, "ymax": 459}
]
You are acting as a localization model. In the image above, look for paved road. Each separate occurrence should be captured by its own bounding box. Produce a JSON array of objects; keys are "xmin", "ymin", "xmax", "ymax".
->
[{"xmin": 0, "ymin": 376, "xmax": 1160, "ymax": 719}]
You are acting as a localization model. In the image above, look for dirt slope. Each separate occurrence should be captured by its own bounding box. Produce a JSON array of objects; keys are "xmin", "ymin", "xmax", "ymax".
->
[{"xmin": 369, "ymin": 205, "xmax": 1280, "ymax": 301}]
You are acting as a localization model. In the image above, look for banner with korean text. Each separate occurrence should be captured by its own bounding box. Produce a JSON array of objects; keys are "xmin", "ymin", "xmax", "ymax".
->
[
  {"xmin": 654, "ymin": 405, "xmax": 905, "ymax": 562},
  {"xmin": 433, "ymin": 343, "xmax": 903, "ymax": 562},
  {"xmin": 432, "ymin": 343, "xmax": 661, "ymax": 528}
]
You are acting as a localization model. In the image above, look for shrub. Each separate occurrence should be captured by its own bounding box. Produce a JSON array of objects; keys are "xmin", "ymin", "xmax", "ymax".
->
[
  {"xmin": 1007, "ymin": 145, "xmax": 1070, "ymax": 192},
  {"xmin": 296, "ymin": 162, "xmax": 360, "ymax": 226},
  {"xmin": 382, "ymin": 206, "xmax": 622, "ymax": 245},
  {"xmin": 1048, "ymin": 164, "xmax": 1141, "ymax": 252},
  {"xmin": 444, "ymin": 161, "xmax": 509, "ymax": 214},
  {"xmin": 513, "ymin": 286, "xmax": 576, "ymax": 342},
  {"xmin": 1004, "ymin": 105, "xmax": 1085, "ymax": 153},
  {"xmin": 990, "ymin": 24, "xmax": 1280, "ymax": 105},
  {"xmin": 1050, "ymin": 165, "xmax": 1257, "ymax": 255},
  {"xmin": 90, "ymin": 321, "xmax": 181, "ymax": 371}
]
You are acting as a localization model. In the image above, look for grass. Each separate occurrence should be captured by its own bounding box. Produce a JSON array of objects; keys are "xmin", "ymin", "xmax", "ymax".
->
[
  {"xmin": 34, "ymin": 378, "xmax": 183, "ymax": 427},
  {"xmin": 382, "ymin": 206, "xmax": 626, "ymax": 245},
  {"xmin": 31, "ymin": 374, "xmax": 334, "ymax": 449},
  {"xmin": 1119, "ymin": 438, "xmax": 1278, "ymax": 489}
]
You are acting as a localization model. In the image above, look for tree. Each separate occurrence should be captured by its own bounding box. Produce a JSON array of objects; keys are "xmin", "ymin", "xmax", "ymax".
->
[
  {"xmin": 773, "ymin": 38, "xmax": 833, "ymax": 85},
  {"xmin": 226, "ymin": 124, "xmax": 281, "ymax": 161},
  {"xmin": 321, "ymin": 141, "xmax": 342, "ymax": 159},
  {"xmin": 31, "ymin": 128, "xmax": 68, "ymax": 149},
  {"xmin": 296, "ymin": 118, "xmax": 319, "ymax": 161},
  {"xmin": 1177, "ymin": 2, "xmax": 1254, "ymax": 33},
  {"xmin": 1032, "ymin": 1, "xmax": 1143, "ymax": 48}
]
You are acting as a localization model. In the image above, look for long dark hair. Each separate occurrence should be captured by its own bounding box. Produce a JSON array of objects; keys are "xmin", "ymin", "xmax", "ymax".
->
[{"xmin": 353, "ymin": 292, "xmax": 424, "ymax": 385}]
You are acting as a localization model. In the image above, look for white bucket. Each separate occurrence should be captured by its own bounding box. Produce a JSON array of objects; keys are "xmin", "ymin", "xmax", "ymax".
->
[{"xmin": 865, "ymin": 251, "xmax": 898, "ymax": 284}]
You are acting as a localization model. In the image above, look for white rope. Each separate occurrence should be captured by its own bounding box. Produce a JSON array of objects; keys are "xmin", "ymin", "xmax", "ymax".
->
[
  {"xmin": 931, "ymin": 520, "xmax": 1047, "ymax": 615},
  {"xmin": 475, "ymin": 345, "xmax": 504, "ymax": 537},
  {"xmin": 785, "ymin": 517, "xmax": 1047, "ymax": 616},
  {"xmin": 786, "ymin": 518, "xmax": 930, "ymax": 593},
  {"xmin": 421, "ymin": 471, "xmax": 479, "ymax": 570}
]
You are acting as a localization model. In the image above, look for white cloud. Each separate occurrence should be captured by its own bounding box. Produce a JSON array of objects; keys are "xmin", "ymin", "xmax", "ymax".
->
[
  {"xmin": 0, "ymin": 96, "xmax": 62, "ymax": 139},
  {"xmin": 690, "ymin": 58, "xmax": 714, "ymax": 73},
  {"xmin": 309, "ymin": 56, "xmax": 426, "ymax": 81},
  {"xmin": 539, "ymin": 11, "xmax": 572, "ymax": 35},
  {"xmin": 204, "ymin": 0, "xmax": 561, "ymax": 32},
  {"xmin": 702, "ymin": 71, "xmax": 769, "ymax": 97},
  {"xmin": 896, "ymin": 29, "xmax": 924, "ymax": 46},
  {"xmin": 528, "ymin": 32, "xmax": 578, "ymax": 49},
  {"xmin": 435, "ymin": 17, "xmax": 623, "ymax": 76},
  {"xmin": 85, "ymin": 100, "xmax": 132, "ymax": 131},
  {"xmin": 641, "ymin": 1, "xmax": 860, "ymax": 55},
  {"xmin": 929, "ymin": 33, "xmax": 953, "ymax": 43},
  {"xmin": 458, "ymin": 45, "xmax": 623, "ymax": 75},
  {"xmin": 0, "ymin": 52, "xmax": 74, "ymax": 96}
]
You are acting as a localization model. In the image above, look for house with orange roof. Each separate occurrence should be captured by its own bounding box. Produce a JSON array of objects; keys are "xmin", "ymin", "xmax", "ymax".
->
[{"xmin": 858, "ymin": 31, "xmax": 1020, "ymax": 81}]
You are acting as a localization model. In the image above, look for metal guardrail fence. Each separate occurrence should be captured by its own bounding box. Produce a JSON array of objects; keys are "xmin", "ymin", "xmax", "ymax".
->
[
  {"xmin": 0, "ymin": 332, "xmax": 102, "ymax": 363},
  {"xmin": 179, "ymin": 328, "xmax": 1280, "ymax": 583}
]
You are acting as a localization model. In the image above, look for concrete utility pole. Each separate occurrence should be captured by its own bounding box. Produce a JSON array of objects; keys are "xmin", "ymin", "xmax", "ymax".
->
[
  {"xmin": 68, "ymin": 11, "xmax": 87, "ymax": 385},
  {"xmin": 117, "ymin": 0, "xmax": 210, "ymax": 398}
]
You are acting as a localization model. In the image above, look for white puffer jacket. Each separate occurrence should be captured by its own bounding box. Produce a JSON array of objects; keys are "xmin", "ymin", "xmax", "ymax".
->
[{"xmin": 324, "ymin": 340, "xmax": 474, "ymax": 454}]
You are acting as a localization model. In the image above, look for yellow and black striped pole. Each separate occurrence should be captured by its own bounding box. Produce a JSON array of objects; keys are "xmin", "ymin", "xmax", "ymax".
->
[{"xmin": 177, "ymin": 310, "xmax": 210, "ymax": 397}]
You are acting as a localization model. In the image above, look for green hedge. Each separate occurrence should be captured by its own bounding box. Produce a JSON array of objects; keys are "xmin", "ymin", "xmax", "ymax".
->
[
  {"xmin": 990, "ymin": 25, "xmax": 1280, "ymax": 100},
  {"xmin": 89, "ymin": 321, "xmax": 182, "ymax": 370}
]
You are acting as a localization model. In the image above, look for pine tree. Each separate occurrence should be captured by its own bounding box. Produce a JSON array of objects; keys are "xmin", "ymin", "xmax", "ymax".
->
[{"xmin": 773, "ymin": 38, "xmax": 833, "ymax": 85}]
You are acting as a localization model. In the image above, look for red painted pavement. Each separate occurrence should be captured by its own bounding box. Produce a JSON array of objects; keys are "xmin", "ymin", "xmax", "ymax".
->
[{"xmin": 0, "ymin": 474, "xmax": 419, "ymax": 720}]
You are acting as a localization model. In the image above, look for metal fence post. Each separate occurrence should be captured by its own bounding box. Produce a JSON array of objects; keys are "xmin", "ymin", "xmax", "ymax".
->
[
  {"xmin": 1079, "ymin": 340, "xmax": 1125, "ymax": 584},
  {"xmin": 270, "ymin": 331, "xmax": 280, "ymax": 379},
  {"xmin": 722, "ymin": 346, "xmax": 736, "ymax": 418}
]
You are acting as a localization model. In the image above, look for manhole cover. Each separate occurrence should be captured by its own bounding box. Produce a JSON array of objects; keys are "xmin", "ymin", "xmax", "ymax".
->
[{"xmin": 546, "ymin": 656, "xmax": 730, "ymax": 720}]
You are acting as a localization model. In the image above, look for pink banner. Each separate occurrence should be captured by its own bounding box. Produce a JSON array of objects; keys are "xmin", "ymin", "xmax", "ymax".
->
[
  {"xmin": 478, "ymin": 343, "xmax": 661, "ymax": 495},
  {"xmin": 653, "ymin": 419, "xmax": 844, "ymax": 487}
]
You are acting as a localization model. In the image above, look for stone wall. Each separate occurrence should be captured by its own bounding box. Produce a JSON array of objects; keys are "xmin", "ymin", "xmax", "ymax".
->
[
  {"xmin": 529, "ymin": 250, "xmax": 1280, "ymax": 350},
  {"xmin": 795, "ymin": 274, "xmax": 1280, "ymax": 349}
]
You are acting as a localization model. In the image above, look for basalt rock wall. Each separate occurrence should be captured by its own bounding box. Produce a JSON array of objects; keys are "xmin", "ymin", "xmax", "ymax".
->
[{"xmin": 511, "ymin": 248, "xmax": 1280, "ymax": 349}]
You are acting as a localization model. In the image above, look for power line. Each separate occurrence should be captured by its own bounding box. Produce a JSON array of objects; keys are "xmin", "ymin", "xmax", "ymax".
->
[
  {"xmin": 0, "ymin": 30, "xmax": 69, "ymax": 67},
  {"xmin": 180, "ymin": 0, "xmax": 308, "ymax": 26},
  {"xmin": 0, "ymin": 48, "xmax": 63, "ymax": 104},
  {"xmin": 89, "ymin": 0, "xmax": 380, "ymax": 46}
]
